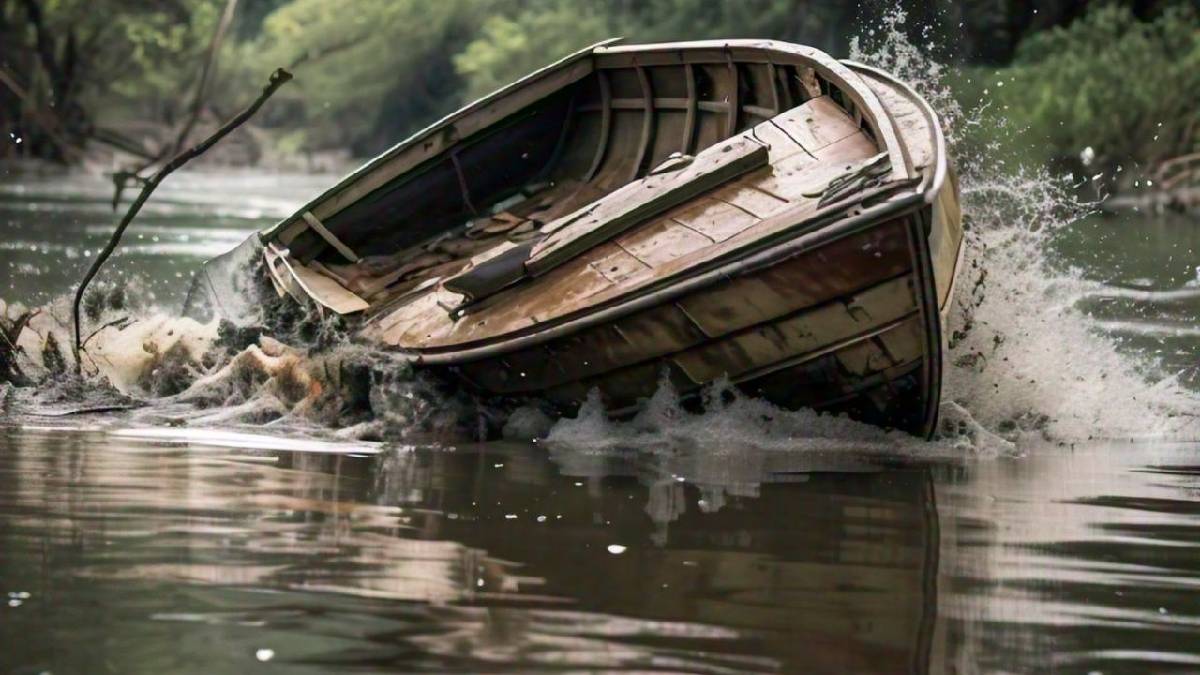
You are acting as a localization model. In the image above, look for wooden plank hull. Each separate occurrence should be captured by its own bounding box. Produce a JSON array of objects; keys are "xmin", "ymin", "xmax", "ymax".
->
[
  {"xmin": 212, "ymin": 40, "xmax": 965, "ymax": 438},
  {"xmin": 445, "ymin": 209, "xmax": 946, "ymax": 436}
]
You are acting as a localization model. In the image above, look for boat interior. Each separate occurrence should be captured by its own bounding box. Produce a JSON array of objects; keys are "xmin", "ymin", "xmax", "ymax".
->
[{"xmin": 265, "ymin": 43, "xmax": 927, "ymax": 349}]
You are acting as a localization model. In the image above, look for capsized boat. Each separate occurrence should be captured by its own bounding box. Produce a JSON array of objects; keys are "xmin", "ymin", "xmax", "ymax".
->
[{"xmin": 188, "ymin": 40, "xmax": 964, "ymax": 438}]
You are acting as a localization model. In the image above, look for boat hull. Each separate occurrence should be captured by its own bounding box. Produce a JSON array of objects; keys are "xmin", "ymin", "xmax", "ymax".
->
[
  {"xmin": 217, "ymin": 40, "xmax": 966, "ymax": 438},
  {"xmin": 440, "ymin": 197, "xmax": 951, "ymax": 436}
]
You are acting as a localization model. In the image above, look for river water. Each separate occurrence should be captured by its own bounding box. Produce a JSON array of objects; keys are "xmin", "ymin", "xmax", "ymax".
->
[{"xmin": 1, "ymin": 153, "xmax": 1199, "ymax": 675}]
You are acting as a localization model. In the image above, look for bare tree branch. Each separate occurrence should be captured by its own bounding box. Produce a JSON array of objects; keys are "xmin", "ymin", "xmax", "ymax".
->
[
  {"xmin": 288, "ymin": 38, "xmax": 359, "ymax": 70},
  {"xmin": 166, "ymin": 0, "xmax": 240, "ymax": 159},
  {"xmin": 110, "ymin": 0, "xmax": 241, "ymax": 209},
  {"xmin": 72, "ymin": 68, "xmax": 294, "ymax": 372}
]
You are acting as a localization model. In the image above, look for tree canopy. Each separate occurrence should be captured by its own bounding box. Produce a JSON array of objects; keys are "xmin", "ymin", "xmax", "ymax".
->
[{"xmin": 1, "ymin": 0, "xmax": 1193, "ymax": 175}]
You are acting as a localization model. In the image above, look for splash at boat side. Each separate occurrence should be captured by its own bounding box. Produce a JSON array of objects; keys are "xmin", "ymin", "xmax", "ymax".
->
[
  {"xmin": 550, "ymin": 10, "xmax": 1199, "ymax": 450},
  {"xmin": 863, "ymin": 11, "xmax": 1195, "ymax": 440},
  {"xmin": 0, "ymin": 283, "xmax": 483, "ymax": 443}
]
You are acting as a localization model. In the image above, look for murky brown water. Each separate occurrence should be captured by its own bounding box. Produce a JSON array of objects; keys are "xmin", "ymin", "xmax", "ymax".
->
[
  {"xmin": 2, "ymin": 161, "xmax": 1198, "ymax": 674},
  {"xmin": 0, "ymin": 427, "xmax": 1198, "ymax": 673}
]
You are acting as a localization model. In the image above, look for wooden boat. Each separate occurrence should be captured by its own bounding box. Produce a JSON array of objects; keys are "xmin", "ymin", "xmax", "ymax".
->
[{"xmin": 190, "ymin": 39, "xmax": 964, "ymax": 437}]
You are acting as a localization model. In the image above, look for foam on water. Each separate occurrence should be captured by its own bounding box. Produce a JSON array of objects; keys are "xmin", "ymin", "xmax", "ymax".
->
[
  {"xmin": 545, "ymin": 376, "xmax": 1014, "ymax": 458},
  {"xmin": 1, "ymin": 12, "xmax": 1195, "ymax": 450},
  {"xmin": 1, "ymin": 282, "xmax": 480, "ymax": 442},
  {"xmin": 855, "ymin": 12, "xmax": 1197, "ymax": 441}
]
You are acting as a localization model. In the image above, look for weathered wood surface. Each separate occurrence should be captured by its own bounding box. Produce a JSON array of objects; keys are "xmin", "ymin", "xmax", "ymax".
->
[
  {"xmin": 528, "ymin": 135, "xmax": 768, "ymax": 276},
  {"xmin": 852, "ymin": 65, "xmax": 962, "ymax": 315},
  {"xmin": 244, "ymin": 40, "xmax": 959, "ymax": 435},
  {"xmin": 453, "ymin": 218, "xmax": 914, "ymax": 397},
  {"xmin": 530, "ymin": 309, "xmax": 925, "ymax": 418},
  {"xmin": 366, "ymin": 94, "xmax": 882, "ymax": 350},
  {"xmin": 263, "ymin": 243, "xmax": 369, "ymax": 314}
]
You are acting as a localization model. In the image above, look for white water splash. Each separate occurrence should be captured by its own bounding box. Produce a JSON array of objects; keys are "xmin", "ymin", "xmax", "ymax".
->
[
  {"xmin": 546, "ymin": 10, "xmax": 1197, "ymax": 451},
  {"xmin": 1, "ymin": 286, "xmax": 478, "ymax": 442},
  {"xmin": 851, "ymin": 10, "xmax": 1197, "ymax": 441},
  {"xmin": 547, "ymin": 376, "xmax": 1015, "ymax": 458}
]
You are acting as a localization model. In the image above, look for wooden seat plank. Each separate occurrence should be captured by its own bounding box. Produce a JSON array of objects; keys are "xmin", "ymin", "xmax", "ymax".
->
[{"xmin": 527, "ymin": 134, "xmax": 769, "ymax": 276}]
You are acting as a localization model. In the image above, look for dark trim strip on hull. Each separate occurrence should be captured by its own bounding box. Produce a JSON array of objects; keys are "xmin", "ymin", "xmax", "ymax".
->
[{"xmin": 905, "ymin": 207, "xmax": 944, "ymax": 438}]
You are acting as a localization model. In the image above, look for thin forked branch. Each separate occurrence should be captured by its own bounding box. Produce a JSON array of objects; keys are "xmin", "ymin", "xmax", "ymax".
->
[
  {"xmin": 165, "ymin": 0, "xmax": 240, "ymax": 160},
  {"xmin": 72, "ymin": 68, "xmax": 294, "ymax": 373}
]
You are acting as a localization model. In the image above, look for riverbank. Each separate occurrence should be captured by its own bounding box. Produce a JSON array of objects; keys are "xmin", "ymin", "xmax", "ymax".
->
[{"xmin": 2, "ymin": 120, "xmax": 360, "ymax": 179}]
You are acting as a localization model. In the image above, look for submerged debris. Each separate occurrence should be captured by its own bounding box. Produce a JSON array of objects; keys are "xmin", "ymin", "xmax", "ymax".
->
[{"xmin": 0, "ymin": 301, "xmax": 35, "ymax": 386}]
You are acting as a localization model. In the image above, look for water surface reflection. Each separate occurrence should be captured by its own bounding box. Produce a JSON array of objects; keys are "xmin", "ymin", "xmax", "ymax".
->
[{"xmin": 1, "ymin": 428, "xmax": 1198, "ymax": 673}]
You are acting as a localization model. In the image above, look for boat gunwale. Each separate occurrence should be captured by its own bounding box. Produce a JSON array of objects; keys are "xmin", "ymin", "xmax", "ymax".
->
[
  {"xmin": 262, "ymin": 40, "xmax": 912, "ymax": 253},
  {"xmin": 262, "ymin": 38, "xmax": 620, "ymax": 244},
  {"xmin": 842, "ymin": 60, "xmax": 948, "ymax": 205}
]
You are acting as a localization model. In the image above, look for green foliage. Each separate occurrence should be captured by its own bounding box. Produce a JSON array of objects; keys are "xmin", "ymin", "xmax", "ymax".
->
[
  {"xmin": 235, "ymin": 0, "xmax": 484, "ymax": 154},
  {"xmin": 103, "ymin": 1, "xmax": 222, "ymax": 107},
  {"xmin": 453, "ymin": 1, "xmax": 609, "ymax": 100},
  {"xmin": 4, "ymin": 0, "xmax": 1195, "ymax": 179},
  {"xmin": 989, "ymin": 4, "xmax": 1199, "ymax": 174},
  {"xmin": 452, "ymin": 0, "xmax": 855, "ymax": 101},
  {"xmin": 0, "ymin": 0, "xmax": 224, "ymax": 158}
]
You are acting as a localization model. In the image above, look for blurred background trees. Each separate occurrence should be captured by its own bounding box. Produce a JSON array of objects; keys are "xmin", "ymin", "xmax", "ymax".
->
[
  {"xmin": 968, "ymin": 4, "xmax": 1199, "ymax": 179},
  {"xmin": 1, "ymin": 0, "xmax": 233, "ymax": 161},
  {"xmin": 1, "ymin": 0, "xmax": 1195, "ymax": 186}
]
